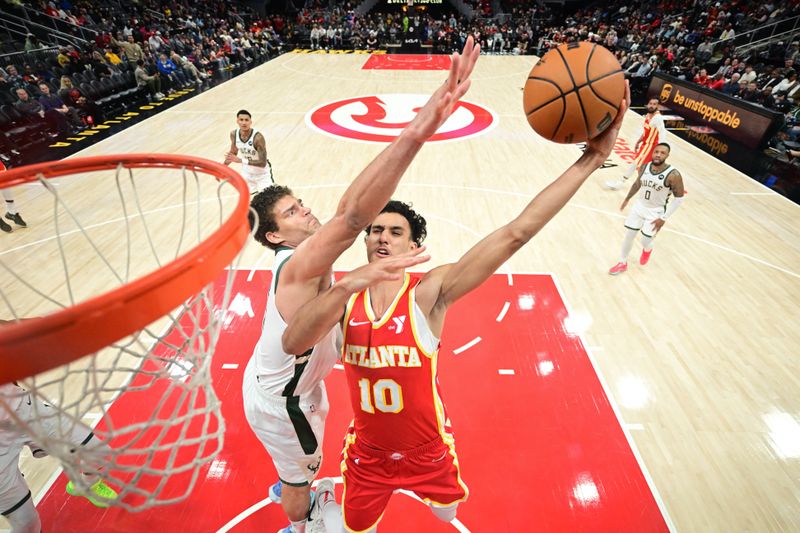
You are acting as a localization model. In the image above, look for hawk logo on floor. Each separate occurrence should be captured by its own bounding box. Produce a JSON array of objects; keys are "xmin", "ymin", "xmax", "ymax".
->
[{"xmin": 305, "ymin": 94, "xmax": 497, "ymax": 143}]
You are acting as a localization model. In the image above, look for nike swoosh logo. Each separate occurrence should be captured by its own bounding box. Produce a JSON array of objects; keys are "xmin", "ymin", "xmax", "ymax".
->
[{"xmin": 349, "ymin": 319, "xmax": 371, "ymax": 326}]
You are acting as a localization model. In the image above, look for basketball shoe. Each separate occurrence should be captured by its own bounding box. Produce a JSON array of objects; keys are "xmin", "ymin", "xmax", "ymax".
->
[
  {"xmin": 0, "ymin": 217, "xmax": 10, "ymax": 233},
  {"xmin": 608, "ymin": 262, "xmax": 628, "ymax": 275},
  {"xmin": 640, "ymin": 249, "xmax": 652, "ymax": 265},
  {"xmin": 5, "ymin": 213, "xmax": 26, "ymax": 228},
  {"xmin": 269, "ymin": 480, "xmax": 282, "ymax": 503},
  {"xmin": 308, "ymin": 478, "xmax": 335, "ymax": 533},
  {"xmin": 66, "ymin": 479, "xmax": 118, "ymax": 508}
]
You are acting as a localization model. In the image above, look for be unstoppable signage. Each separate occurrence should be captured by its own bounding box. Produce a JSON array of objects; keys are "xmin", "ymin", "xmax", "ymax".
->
[{"xmin": 647, "ymin": 73, "xmax": 783, "ymax": 149}]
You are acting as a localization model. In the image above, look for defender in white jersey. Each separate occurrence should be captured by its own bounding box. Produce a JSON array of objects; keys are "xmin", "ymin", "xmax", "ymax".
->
[
  {"xmin": 609, "ymin": 143, "xmax": 685, "ymax": 275},
  {"xmin": 0, "ymin": 381, "xmax": 117, "ymax": 532},
  {"xmin": 224, "ymin": 109, "xmax": 273, "ymax": 193},
  {"xmin": 242, "ymin": 246, "xmax": 341, "ymax": 488},
  {"xmin": 242, "ymin": 37, "xmax": 481, "ymax": 533}
]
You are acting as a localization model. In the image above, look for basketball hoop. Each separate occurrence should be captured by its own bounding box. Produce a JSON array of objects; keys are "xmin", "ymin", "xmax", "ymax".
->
[{"xmin": 0, "ymin": 154, "xmax": 250, "ymax": 510}]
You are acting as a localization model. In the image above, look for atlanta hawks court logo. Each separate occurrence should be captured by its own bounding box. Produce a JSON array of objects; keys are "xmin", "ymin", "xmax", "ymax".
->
[{"xmin": 305, "ymin": 94, "xmax": 497, "ymax": 143}]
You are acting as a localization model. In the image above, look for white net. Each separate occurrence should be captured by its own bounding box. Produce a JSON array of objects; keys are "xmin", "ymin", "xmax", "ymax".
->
[{"xmin": 0, "ymin": 157, "xmax": 248, "ymax": 511}]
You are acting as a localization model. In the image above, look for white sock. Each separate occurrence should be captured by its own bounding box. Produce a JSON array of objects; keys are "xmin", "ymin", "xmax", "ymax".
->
[
  {"xmin": 429, "ymin": 502, "xmax": 458, "ymax": 522},
  {"xmin": 2, "ymin": 189, "xmax": 15, "ymax": 214},
  {"xmin": 290, "ymin": 519, "xmax": 307, "ymax": 533},
  {"xmin": 622, "ymin": 162, "xmax": 637, "ymax": 180},
  {"xmin": 620, "ymin": 228, "xmax": 637, "ymax": 263},
  {"xmin": 641, "ymin": 235, "xmax": 654, "ymax": 252},
  {"xmin": 321, "ymin": 499, "xmax": 343, "ymax": 532}
]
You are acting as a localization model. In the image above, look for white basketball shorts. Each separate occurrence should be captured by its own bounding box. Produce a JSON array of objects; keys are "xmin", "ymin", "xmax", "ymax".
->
[
  {"xmin": 624, "ymin": 202, "xmax": 665, "ymax": 238},
  {"xmin": 242, "ymin": 357, "xmax": 328, "ymax": 486}
]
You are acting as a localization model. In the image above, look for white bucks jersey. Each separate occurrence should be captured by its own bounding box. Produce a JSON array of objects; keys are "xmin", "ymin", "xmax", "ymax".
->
[
  {"xmin": 250, "ymin": 247, "xmax": 342, "ymax": 397},
  {"xmin": 638, "ymin": 163, "xmax": 674, "ymax": 210},
  {"xmin": 235, "ymin": 128, "xmax": 261, "ymax": 166}
]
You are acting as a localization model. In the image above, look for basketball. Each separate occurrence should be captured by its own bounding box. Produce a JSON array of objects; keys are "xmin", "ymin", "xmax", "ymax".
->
[{"xmin": 523, "ymin": 42, "xmax": 625, "ymax": 144}]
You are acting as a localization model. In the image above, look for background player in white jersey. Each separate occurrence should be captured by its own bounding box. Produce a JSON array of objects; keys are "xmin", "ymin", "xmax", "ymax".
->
[
  {"xmin": 606, "ymin": 98, "xmax": 668, "ymax": 190},
  {"xmin": 609, "ymin": 143, "xmax": 685, "ymax": 275},
  {"xmin": 224, "ymin": 109, "xmax": 273, "ymax": 193},
  {"xmin": 0, "ymin": 381, "xmax": 117, "ymax": 532},
  {"xmin": 242, "ymin": 37, "xmax": 480, "ymax": 533}
]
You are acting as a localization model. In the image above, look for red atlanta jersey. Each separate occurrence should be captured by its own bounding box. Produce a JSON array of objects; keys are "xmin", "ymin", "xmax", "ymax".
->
[
  {"xmin": 639, "ymin": 111, "xmax": 667, "ymax": 154},
  {"xmin": 342, "ymin": 274, "xmax": 450, "ymax": 451}
]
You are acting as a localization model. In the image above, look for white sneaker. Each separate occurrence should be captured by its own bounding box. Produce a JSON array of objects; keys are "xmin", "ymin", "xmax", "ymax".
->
[
  {"xmin": 605, "ymin": 179, "xmax": 625, "ymax": 190},
  {"xmin": 308, "ymin": 478, "xmax": 335, "ymax": 533}
]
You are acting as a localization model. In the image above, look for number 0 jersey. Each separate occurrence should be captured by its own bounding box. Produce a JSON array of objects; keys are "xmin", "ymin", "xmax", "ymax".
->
[
  {"xmin": 342, "ymin": 274, "xmax": 448, "ymax": 451},
  {"xmin": 637, "ymin": 162, "xmax": 675, "ymax": 210}
]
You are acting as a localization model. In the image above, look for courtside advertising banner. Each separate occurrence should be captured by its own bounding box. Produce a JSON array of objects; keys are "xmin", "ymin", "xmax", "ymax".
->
[{"xmin": 647, "ymin": 73, "xmax": 783, "ymax": 149}]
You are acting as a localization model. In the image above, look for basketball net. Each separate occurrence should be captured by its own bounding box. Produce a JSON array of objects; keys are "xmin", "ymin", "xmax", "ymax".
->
[{"xmin": 0, "ymin": 155, "xmax": 250, "ymax": 511}]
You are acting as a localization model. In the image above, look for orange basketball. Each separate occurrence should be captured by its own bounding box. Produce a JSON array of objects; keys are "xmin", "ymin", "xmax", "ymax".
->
[{"xmin": 523, "ymin": 42, "xmax": 624, "ymax": 144}]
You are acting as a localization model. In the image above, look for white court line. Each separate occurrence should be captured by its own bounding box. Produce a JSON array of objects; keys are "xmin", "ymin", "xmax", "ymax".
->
[
  {"xmin": 495, "ymin": 301, "xmax": 510, "ymax": 322},
  {"xmin": 32, "ymin": 468, "xmax": 62, "ymax": 506},
  {"xmin": 279, "ymin": 49, "xmax": 531, "ymax": 83},
  {"xmin": 386, "ymin": 55, "xmax": 434, "ymax": 63},
  {"xmin": 221, "ymin": 363, "xmax": 239, "ymax": 370},
  {"xmin": 286, "ymin": 181, "xmax": 800, "ymax": 279},
  {"xmin": 548, "ymin": 273, "xmax": 676, "ymax": 532},
  {"xmin": 498, "ymin": 369, "xmax": 515, "ymax": 375},
  {"xmin": 171, "ymin": 110, "xmax": 306, "ymax": 115},
  {"xmin": 506, "ymin": 272, "xmax": 514, "ymax": 286},
  {"xmin": 453, "ymin": 336, "xmax": 482, "ymax": 355},
  {"xmin": 626, "ymin": 423, "xmax": 646, "ymax": 431},
  {"xmin": 334, "ymin": 363, "xmax": 344, "ymax": 370},
  {"xmin": 216, "ymin": 497, "xmax": 274, "ymax": 533}
]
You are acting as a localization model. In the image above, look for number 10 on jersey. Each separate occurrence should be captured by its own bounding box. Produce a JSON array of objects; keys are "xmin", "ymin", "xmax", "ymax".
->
[{"xmin": 358, "ymin": 378, "xmax": 404, "ymax": 414}]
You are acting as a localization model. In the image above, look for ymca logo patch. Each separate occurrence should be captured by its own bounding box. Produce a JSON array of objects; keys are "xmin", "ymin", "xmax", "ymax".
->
[
  {"xmin": 305, "ymin": 94, "xmax": 497, "ymax": 143},
  {"xmin": 388, "ymin": 316, "xmax": 406, "ymax": 334}
]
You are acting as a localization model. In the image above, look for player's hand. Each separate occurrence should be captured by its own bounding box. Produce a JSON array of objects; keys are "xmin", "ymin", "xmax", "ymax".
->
[
  {"xmin": 652, "ymin": 218, "xmax": 665, "ymax": 231},
  {"xmin": 339, "ymin": 247, "xmax": 431, "ymax": 294},
  {"xmin": 405, "ymin": 36, "xmax": 480, "ymax": 143},
  {"xmin": 585, "ymin": 80, "xmax": 630, "ymax": 162}
]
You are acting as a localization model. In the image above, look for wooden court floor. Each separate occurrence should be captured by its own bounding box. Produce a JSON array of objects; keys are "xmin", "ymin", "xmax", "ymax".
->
[{"xmin": 2, "ymin": 52, "xmax": 799, "ymax": 532}]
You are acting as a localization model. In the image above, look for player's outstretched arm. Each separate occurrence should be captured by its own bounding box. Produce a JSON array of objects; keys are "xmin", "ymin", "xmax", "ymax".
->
[
  {"xmin": 621, "ymin": 166, "xmax": 645, "ymax": 211},
  {"xmin": 286, "ymin": 38, "xmax": 480, "ymax": 283},
  {"xmin": 282, "ymin": 248, "xmax": 430, "ymax": 354},
  {"xmin": 422, "ymin": 82, "xmax": 630, "ymax": 310}
]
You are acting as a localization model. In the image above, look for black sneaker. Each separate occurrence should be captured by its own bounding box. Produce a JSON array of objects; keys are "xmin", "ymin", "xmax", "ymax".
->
[
  {"xmin": 0, "ymin": 217, "xmax": 11, "ymax": 233},
  {"xmin": 5, "ymin": 213, "xmax": 26, "ymax": 228}
]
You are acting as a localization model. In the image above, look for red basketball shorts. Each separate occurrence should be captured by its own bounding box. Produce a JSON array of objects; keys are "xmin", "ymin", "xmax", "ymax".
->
[{"xmin": 340, "ymin": 429, "xmax": 469, "ymax": 533}]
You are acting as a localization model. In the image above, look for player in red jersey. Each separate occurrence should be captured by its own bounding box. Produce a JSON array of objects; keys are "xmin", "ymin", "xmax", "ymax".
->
[
  {"xmin": 606, "ymin": 97, "xmax": 668, "ymax": 190},
  {"xmin": 282, "ymin": 86, "xmax": 631, "ymax": 532}
]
